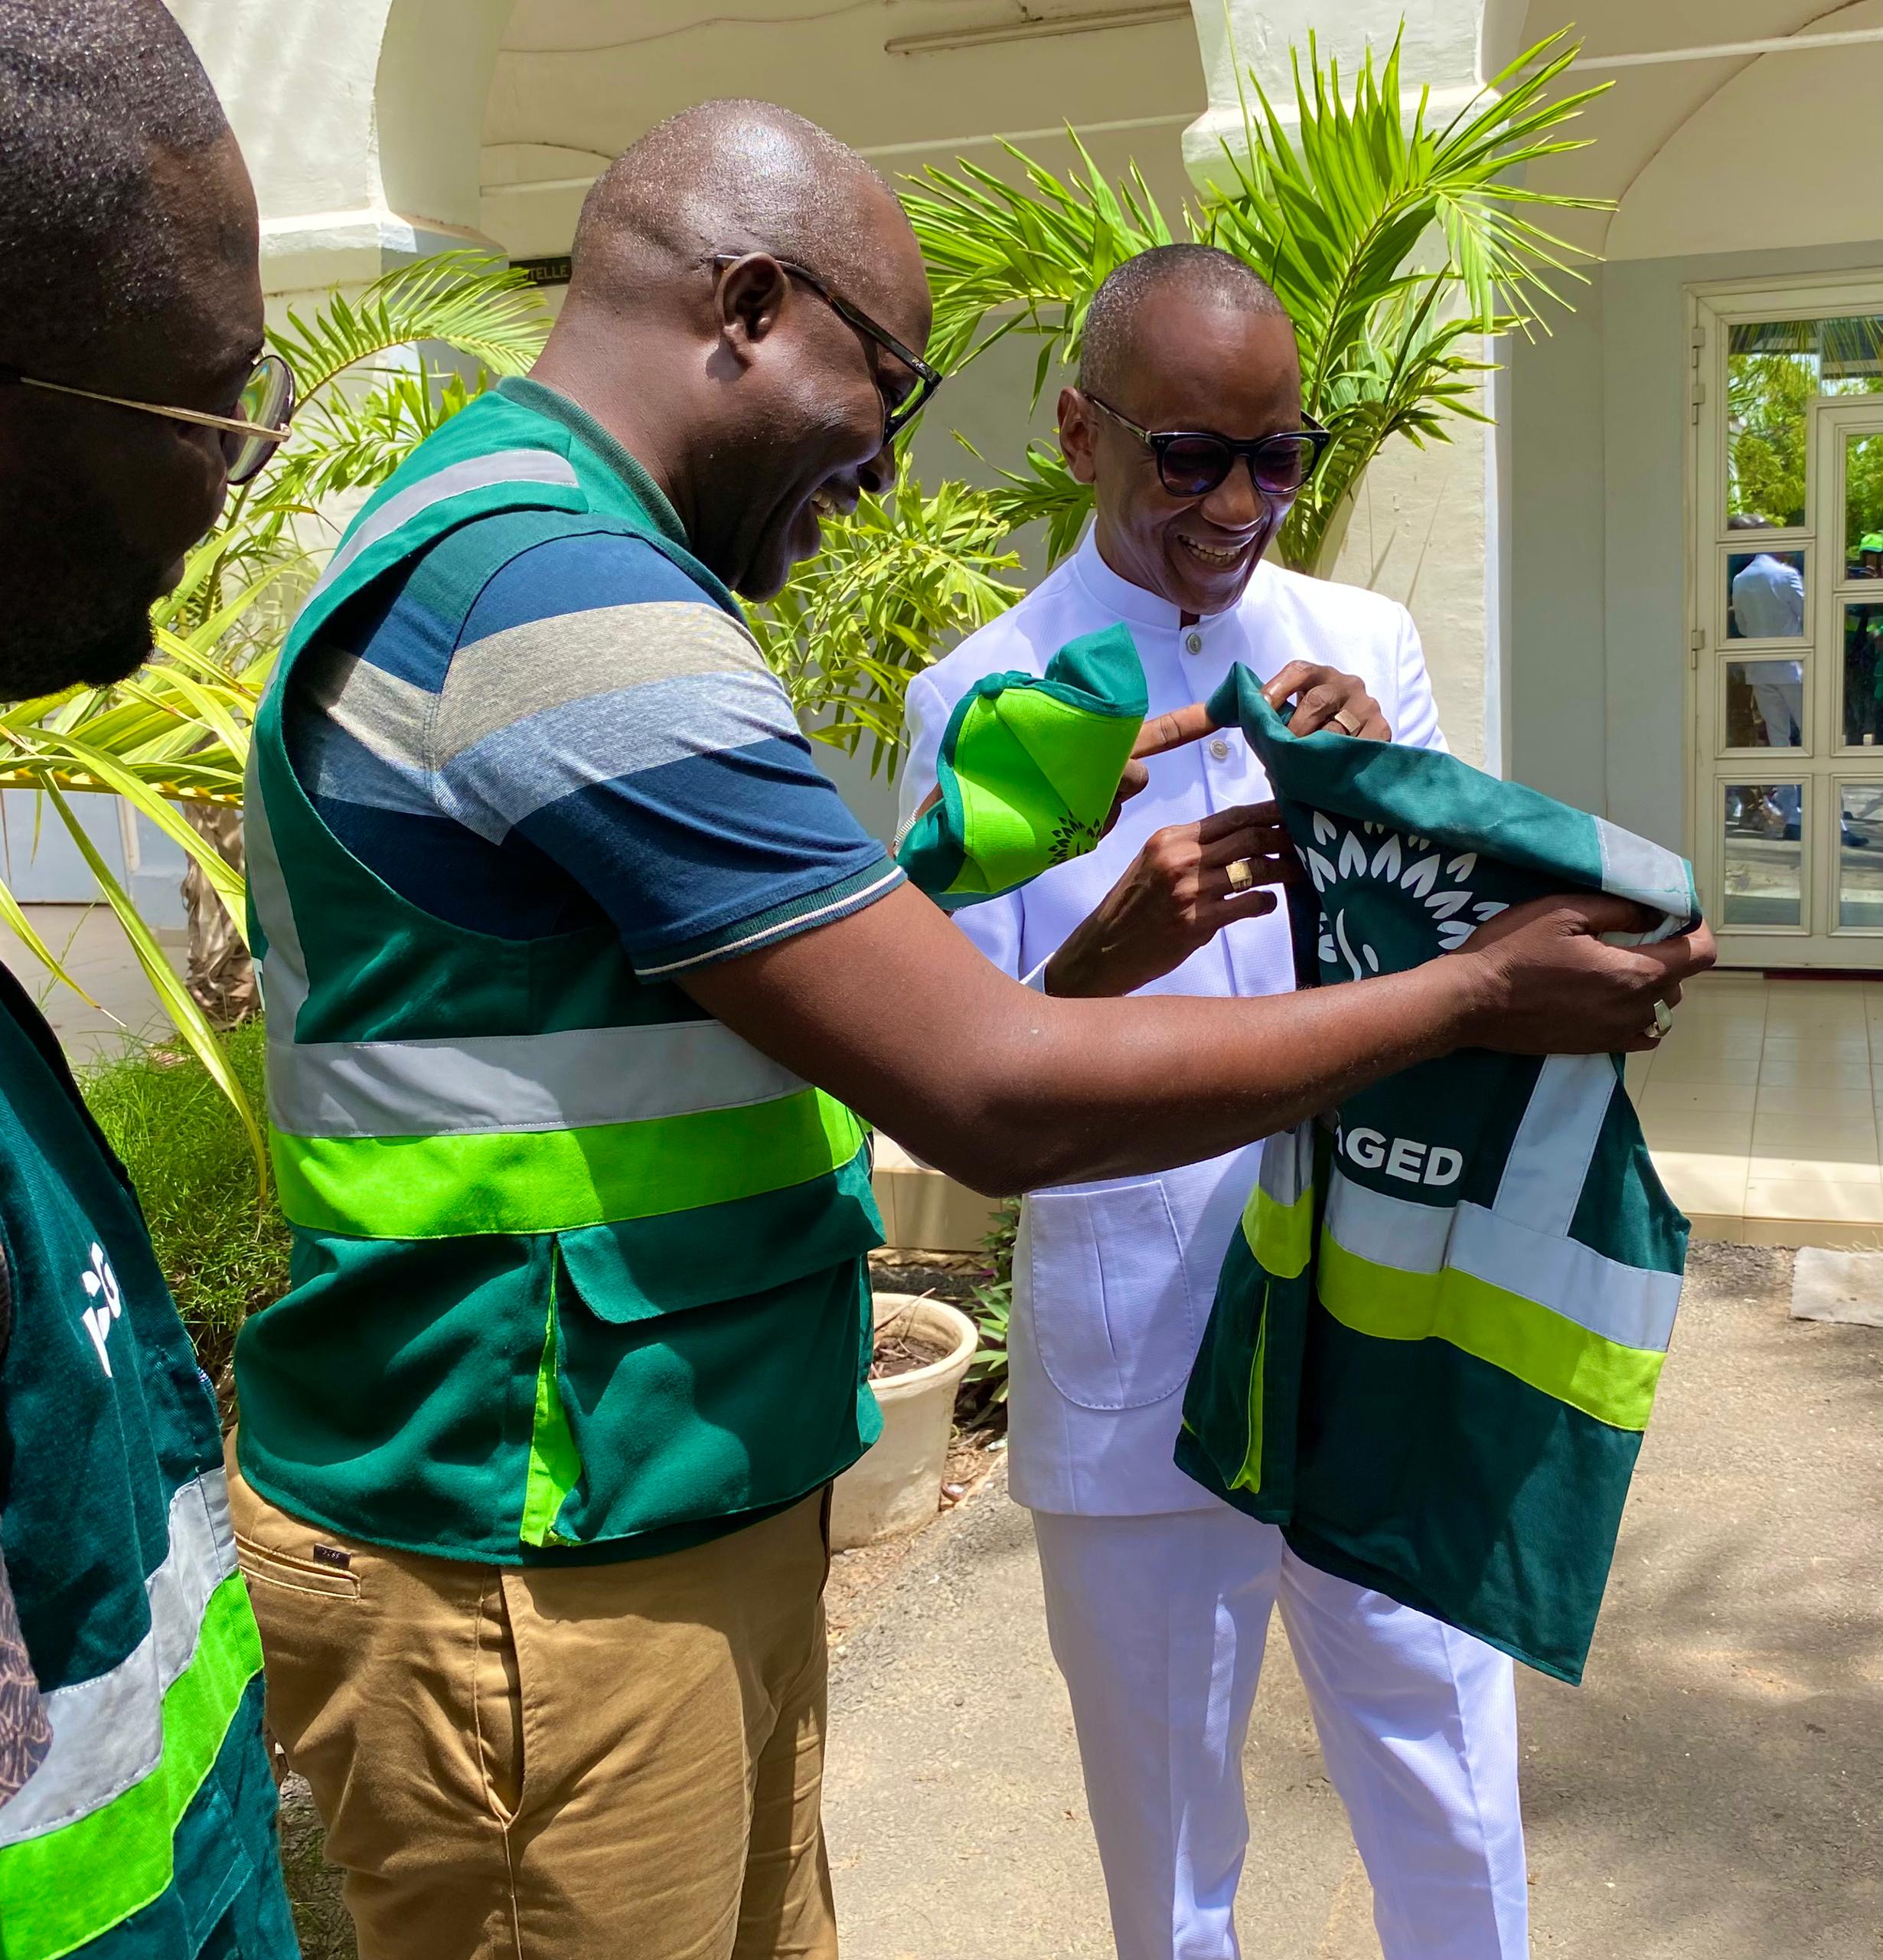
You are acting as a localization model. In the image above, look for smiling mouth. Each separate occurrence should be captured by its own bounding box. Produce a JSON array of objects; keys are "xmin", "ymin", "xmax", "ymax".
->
[
  {"xmin": 810, "ymin": 485, "xmax": 853, "ymax": 521},
  {"xmin": 1176, "ymin": 535, "xmax": 1252, "ymax": 570}
]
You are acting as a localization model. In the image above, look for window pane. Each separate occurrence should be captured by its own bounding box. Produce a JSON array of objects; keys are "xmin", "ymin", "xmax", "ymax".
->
[
  {"xmin": 1819, "ymin": 316, "xmax": 1883, "ymax": 397},
  {"xmin": 1847, "ymin": 432, "xmax": 1883, "ymax": 571},
  {"xmin": 1725, "ymin": 659, "xmax": 1805, "ymax": 751},
  {"xmin": 1842, "ymin": 600, "xmax": 1883, "ymax": 745},
  {"xmin": 1727, "ymin": 318, "xmax": 1883, "ymax": 528},
  {"xmin": 1839, "ymin": 784, "xmax": 1883, "ymax": 928},
  {"xmin": 1725, "ymin": 547, "xmax": 1805, "ymax": 639},
  {"xmin": 1722, "ymin": 782, "xmax": 1803, "ymax": 926}
]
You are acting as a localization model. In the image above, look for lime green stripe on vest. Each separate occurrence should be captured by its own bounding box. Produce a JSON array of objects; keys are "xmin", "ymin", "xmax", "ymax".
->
[
  {"xmin": 272, "ymin": 1088, "xmax": 866, "ymax": 1238},
  {"xmin": 1242, "ymin": 1182, "xmax": 1314, "ymax": 1282},
  {"xmin": 0, "ymin": 1573, "xmax": 263, "ymax": 1960},
  {"xmin": 1315, "ymin": 1232, "xmax": 1665, "ymax": 1431},
  {"xmin": 898, "ymin": 623, "xmax": 1145, "ymax": 909},
  {"xmin": 521, "ymin": 1253, "xmax": 583, "ymax": 1548}
]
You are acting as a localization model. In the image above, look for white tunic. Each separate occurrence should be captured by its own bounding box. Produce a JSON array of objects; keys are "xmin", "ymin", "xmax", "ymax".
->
[{"xmin": 900, "ymin": 531, "xmax": 1446, "ymax": 1515}]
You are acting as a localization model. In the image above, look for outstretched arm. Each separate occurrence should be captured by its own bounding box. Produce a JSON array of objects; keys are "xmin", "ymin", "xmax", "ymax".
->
[{"xmin": 682, "ymin": 880, "xmax": 1713, "ymax": 1195}]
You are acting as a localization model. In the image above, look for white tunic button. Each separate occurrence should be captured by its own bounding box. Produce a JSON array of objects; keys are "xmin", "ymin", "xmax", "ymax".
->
[
  {"xmin": 1208, "ymin": 737, "xmax": 1231, "ymax": 761},
  {"xmin": 1184, "ymin": 631, "xmax": 1203, "ymax": 654}
]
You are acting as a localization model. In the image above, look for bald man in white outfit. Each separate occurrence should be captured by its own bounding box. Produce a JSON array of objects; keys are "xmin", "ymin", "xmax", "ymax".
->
[{"xmin": 900, "ymin": 247, "xmax": 1529, "ymax": 1960}]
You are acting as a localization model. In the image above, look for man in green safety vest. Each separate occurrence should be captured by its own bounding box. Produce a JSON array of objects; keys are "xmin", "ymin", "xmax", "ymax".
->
[
  {"xmin": 0, "ymin": 5, "xmax": 299, "ymax": 1958},
  {"xmin": 229, "ymin": 98, "xmax": 1712, "ymax": 1960}
]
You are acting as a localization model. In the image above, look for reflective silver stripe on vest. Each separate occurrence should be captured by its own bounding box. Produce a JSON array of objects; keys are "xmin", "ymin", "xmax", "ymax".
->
[
  {"xmin": 1323, "ymin": 1171, "xmax": 1680, "ymax": 1353},
  {"xmin": 267, "ymin": 1018, "xmax": 808, "ymax": 1138},
  {"xmin": 1258, "ymin": 1123, "xmax": 1315, "ymax": 1208},
  {"xmin": 245, "ymin": 783, "xmax": 310, "ymax": 1030},
  {"xmin": 312, "ymin": 449, "xmax": 579, "ymax": 600},
  {"xmin": 1594, "ymin": 817, "xmax": 1693, "ymax": 928},
  {"xmin": 1494, "ymin": 1052, "xmax": 1614, "ymax": 1240},
  {"xmin": 0, "ymin": 1471, "xmax": 237, "ymax": 1845}
]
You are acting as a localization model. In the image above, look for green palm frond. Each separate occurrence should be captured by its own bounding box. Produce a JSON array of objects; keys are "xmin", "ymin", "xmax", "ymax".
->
[
  {"xmin": 906, "ymin": 138, "xmax": 1176, "ymax": 384},
  {"xmin": 907, "ymin": 28, "xmax": 1608, "ymax": 576},
  {"xmin": 265, "ymin": 250, "xmax": 550, "ymax": 403},
  {"xmin": 750, "ymin": 456, "xmax": 1025, "ymax": 775}
]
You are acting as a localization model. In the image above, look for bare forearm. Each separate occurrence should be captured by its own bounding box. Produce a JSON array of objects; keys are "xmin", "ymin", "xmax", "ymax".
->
[
  {"xmin": 925, "ymin": 959, "xmax": 1483, "ymax": 1191},
  {"xmin": 684, "ymin": 884, "xmax": 1486, "ymax": 1194}
]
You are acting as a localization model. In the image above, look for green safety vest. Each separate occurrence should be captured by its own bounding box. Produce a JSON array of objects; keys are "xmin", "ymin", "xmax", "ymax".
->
[
  {"xmin": 1178, "ymin": 670, "xmax": 1699, "ymax": 1685},
  {"xmin": 236, "ymin": 386, "xmax": 883, "ymax": 1562},
  {"xmin": 896, "ymin": 624, "xmax": 1145, "ymax": 908},
  {"xmin": 0, "ymin": 968, "xmax": 293, "ymax": 1959}
]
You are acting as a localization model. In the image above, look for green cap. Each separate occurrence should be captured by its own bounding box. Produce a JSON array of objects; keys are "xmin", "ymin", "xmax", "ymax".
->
[
  {"xmin": 1862, "ymin": 534, "xmax": 1883, "ymax": 553},
  {"xmin": 898, "ymin": 624, "xmax": 1146, "ymax": 910}
]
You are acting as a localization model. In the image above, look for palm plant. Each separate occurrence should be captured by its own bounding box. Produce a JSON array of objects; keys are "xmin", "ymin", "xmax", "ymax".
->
[
  {"xmin": 748, "ymin": 456, "xmax": 1026, "ymax": 776},
  {"xmin": 905, "ymin": 28, "xmax": 1611, "ymax": 577}
]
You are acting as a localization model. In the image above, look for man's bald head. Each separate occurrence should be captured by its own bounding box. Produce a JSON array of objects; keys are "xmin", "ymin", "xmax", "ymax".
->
[
  {"xmin": 1079, "ymin": 244, "xmax": 1291, "ymax": 401},
  {"xmin": 569, "ymin": 100, "xmax": 902, "ymax": 313},
  {"xmin": 537, "ymin": 100, "xmax": 933, "ymax": 603}
]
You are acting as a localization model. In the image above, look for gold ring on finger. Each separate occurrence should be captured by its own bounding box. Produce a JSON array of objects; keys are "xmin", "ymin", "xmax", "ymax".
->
[
  {"xmin": 1330, "ymin": 708, "xmax": 1362, "ymax": 736},
  {"xmin": 1226, "ymin": 858, "xmax": 1255, "ymax": 893}
]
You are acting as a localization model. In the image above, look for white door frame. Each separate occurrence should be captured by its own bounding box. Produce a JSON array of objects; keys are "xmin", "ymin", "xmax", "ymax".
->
[{"xmin": 1689, "ymin": 271, "xmax": 1883, "ymax": 966}]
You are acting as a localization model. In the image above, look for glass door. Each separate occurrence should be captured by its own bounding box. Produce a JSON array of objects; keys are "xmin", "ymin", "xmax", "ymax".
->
[{"xmin": 1695, "ymin": 304, "xmax": 1883, "ymax": 965}]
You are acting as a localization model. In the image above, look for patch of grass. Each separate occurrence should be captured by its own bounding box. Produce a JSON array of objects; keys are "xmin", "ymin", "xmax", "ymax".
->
[{"xmin": 80, "ymin": 1019, "xmax": 288, "ymax": 1383}]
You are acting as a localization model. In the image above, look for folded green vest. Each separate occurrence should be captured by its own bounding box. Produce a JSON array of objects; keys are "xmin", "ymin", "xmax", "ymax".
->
[
  {"xmin": 897, "ymin": 624, "xmax": 1144, "ymax": 908},
  {"xmin": 1177, "ymin": 667, "xmax": 1700, "ymax": 1685}
]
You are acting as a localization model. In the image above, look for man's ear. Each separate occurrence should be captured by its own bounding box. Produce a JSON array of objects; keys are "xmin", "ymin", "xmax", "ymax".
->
[
  {"xmin": 1058, "ymin": 385, "xmax": 1098, "ymax": 487},
  {"xmin": 715, "ymin": 254, "xmax": 794, "ymax": 360}
]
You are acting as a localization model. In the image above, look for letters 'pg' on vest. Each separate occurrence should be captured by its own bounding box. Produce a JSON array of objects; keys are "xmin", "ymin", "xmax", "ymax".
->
[
  {"xmin": 239, "ymin": 387, "xmax": 884, "ymax": 1560},
  {"xmin": 1178, "ymin": 670, "xmax": 1699, "ymax": 1686}
]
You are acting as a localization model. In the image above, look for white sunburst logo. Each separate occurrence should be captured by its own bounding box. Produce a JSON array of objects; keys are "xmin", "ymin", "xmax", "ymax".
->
[{"xmin": 1296, "ymin": 813, "xmax": 1509, "ymax": 979}]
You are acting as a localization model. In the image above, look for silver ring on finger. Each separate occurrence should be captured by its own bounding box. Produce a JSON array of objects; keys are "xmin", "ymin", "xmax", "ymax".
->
[
  {"xmin": 1226, "ymin": 857, "xmax": 1255, "ymax": 893},
  {"xmin": 1651, "ymin": 998, "xmax": 1675, "ymax": 1037}
]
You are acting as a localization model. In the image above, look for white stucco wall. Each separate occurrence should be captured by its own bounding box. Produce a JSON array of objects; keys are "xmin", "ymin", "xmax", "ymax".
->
[{"xmin": 168, "ymin": 0, "xmax": 507, "ymax": 296}]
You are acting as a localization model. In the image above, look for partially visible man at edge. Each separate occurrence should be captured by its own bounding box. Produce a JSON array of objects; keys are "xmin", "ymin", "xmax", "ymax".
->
[
  {"xmin": 228, "ymin": 98, "xmax": 1713, "ymax": 1960},
  {"xmin": 0, "ymin": 4, "xmax": 299, "ymax": 1956}
]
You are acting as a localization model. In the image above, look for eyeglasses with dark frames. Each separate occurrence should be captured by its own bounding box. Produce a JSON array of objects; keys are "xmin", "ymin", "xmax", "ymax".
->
[
  {"xmin": 0, "ymin": 352, "xmax": 296, "ymax": 486},
  {"xmin": 711, "ymin": 252, "xmax": 942, "ymax": 446},
  {"xmin": 1082, "ymin": 391, "xmax": 1331, "ymax": 501}
]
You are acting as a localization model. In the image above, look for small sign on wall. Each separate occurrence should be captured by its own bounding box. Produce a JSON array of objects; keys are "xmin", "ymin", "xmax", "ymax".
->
[{"xmin": 514, "ymin": 255, "xmax": 572, "ymax": 289}]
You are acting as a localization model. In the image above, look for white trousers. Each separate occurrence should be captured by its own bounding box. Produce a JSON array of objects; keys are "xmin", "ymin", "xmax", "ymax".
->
[{"xmin": 1032, "ymin": 1506, "xmax": 1529, "ymax": 1960}]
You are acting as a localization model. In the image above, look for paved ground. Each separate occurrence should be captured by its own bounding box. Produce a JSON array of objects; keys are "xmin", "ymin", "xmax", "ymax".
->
[
  {"xmin": 0, "ymin": 903, "xmax": 184, "ymax": 1063},
  {"xmin": 822, "ymin": 1241, "xmax": 1882, "ymax": 1959}
]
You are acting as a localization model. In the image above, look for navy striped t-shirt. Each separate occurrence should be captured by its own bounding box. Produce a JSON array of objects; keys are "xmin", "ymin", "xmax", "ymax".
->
[{"xmin": 285, "ymin": 408, "xmax": 901, "ymax": 977}]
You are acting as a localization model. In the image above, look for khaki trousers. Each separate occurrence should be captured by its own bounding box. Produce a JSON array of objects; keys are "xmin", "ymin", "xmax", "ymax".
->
[{"xmin": 227, "ymin": 1445, "xmax": 837, "ymax": 1960}]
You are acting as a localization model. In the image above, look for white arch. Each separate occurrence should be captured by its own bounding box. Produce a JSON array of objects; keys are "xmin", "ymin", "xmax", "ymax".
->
[{"xmin": 168, "ymin": 0, "xmax": 514, "ymax": 294}]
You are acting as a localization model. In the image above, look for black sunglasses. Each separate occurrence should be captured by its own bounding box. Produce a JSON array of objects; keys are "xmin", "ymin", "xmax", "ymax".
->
[
  {"xmin": 711, "ymin": 252, "xmax": 942, "ymax": 446},
  {"xmin": 1082, "ymin": 391, "xmax": 1331, "ymax": 501},
  {"xmin": 0, "ymin": 352, "xmax": 296, "ymax": 486}
]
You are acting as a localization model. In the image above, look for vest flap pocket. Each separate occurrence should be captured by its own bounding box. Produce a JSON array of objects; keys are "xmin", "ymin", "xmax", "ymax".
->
[
  {"xmin": 1026, "ymin": 1180, "xmax": 1196, "ymax": 1411},
  {"xmin": 553, "ymin": 1154, "xmax": 883, "ymax": 1324}
]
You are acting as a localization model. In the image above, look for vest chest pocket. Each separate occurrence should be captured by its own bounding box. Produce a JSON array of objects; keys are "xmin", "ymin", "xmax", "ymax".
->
[{"xmin": 1024, "ymin": 1180, "xmax": 1197, "ymax": 1411}]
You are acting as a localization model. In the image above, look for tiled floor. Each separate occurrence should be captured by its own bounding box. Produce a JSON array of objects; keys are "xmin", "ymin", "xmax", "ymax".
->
[{"xmin": 1629, "ymin": 969, "xmax": 1883, "ymax": 1247}]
